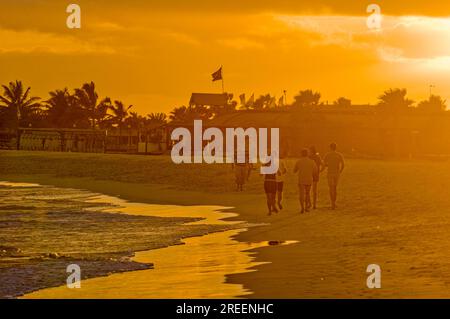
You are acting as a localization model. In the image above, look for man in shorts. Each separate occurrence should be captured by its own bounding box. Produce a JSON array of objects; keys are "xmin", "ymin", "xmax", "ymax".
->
[
  {"xmin": 322, "ymin": 142, "xmax": 345, "ymax": 210},
  {"xmin": 294, "ymin": 149, "xmax": 318, "ymax": 214}
]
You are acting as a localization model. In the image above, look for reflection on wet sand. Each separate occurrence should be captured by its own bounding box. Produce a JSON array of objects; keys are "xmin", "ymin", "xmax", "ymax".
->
[
  {"xmin": 5, "ymin": 181, "xmax": 297, "ymax": 299},
  {"xmin": 86, "ymin": 194, "xmax": 239, "ymax": 226},
  {"xmin": 26, "ymin": 230, "xmax": 295, "ymax": 298}
]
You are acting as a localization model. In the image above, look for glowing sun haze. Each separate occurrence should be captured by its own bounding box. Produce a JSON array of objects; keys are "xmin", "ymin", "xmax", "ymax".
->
[{"xmin": 1, "ymin": 0, "xmax": 450, "ymax": 113}]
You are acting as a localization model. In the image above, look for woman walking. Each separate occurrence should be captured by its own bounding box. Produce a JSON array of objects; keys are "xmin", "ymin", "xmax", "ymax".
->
[{"xmin": 309, "ymin": 146, "xmax": 323, "ymax": 209}]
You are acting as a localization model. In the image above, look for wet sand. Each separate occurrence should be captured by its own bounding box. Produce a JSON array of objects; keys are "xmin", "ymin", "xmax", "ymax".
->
[
  {"xmin": 0, "ymin": 181, "xmax": 243, "ymax": 298},
  {"xmin": 25, "ymin": 229, "xmax": 295, "ymax": 299},
  {"xmin": 4, "ymin": 151, "xmax": 450, "ymax": 298}
]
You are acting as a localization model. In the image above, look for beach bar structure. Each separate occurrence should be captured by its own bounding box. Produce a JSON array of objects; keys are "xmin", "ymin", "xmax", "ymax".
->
[
  {"xmin": 189, "ymin": 93, "xmax": 229, "ymax": 107},
  {"xmin": 14, "ymin": 126, "xmax": 169, "ymax": 154},
  {"xmin": 105, "ymin": 126, "xmax": 168, "ymax": 154},
  {"xmin": 17, "ymin": 127, "xmax": 107, "ymax": 153},
  {"xmin": 0, "ymin": 128, "xmax": 17, "ymax": 150}
]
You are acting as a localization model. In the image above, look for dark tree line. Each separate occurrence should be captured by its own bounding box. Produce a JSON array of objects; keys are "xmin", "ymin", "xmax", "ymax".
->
[
  {"xmin": 0, "ymin": 81, "xmax": 167, "ymax": 131},
  {"xmin": 0, "ymin": 81, "xmax": 447, "ymax": 130}
]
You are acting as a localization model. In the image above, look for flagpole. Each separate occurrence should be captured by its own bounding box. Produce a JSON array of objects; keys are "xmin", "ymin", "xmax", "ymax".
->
[{"xmin": 221, "ymin": 65, "xmax": 225, "ymax": 93}]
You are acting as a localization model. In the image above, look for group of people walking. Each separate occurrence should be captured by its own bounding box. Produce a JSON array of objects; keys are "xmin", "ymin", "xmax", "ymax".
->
[
  {"xmin": 267, "ymin": 142, "xmax": 344, "ymax": 215},
  {"xmin": 234, "ymin": 143, "xmax": 345, "ymax": 215}
]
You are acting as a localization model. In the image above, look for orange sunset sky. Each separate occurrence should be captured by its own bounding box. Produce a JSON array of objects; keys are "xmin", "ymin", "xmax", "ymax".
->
[{"xmin": 1, "ymin": 0, "xmax": 450, "ymax": 113}]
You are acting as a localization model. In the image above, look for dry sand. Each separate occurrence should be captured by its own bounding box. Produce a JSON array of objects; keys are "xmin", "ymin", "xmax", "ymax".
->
[{"xmin": 2, "ymin": 150, "xmax": 450, "ymax": 298}]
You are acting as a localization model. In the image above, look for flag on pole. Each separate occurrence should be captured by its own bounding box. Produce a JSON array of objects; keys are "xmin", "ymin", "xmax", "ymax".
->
[
  {"xmin": 239, "ymin": 93, "xmax": 246, "ymax": 106},
  {"xmin": 211, "ymin": 67, "xmax": 223, "ymax": 82}
]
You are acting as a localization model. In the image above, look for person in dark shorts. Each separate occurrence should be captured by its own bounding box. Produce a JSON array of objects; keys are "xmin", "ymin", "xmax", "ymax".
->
[
  {"xmin": 309, "ymin": 146, "xmax": 324, "ymax": 209},
  {"xmin": 263, "ymin": 171, "xmax": 278, "ymax": 216}
]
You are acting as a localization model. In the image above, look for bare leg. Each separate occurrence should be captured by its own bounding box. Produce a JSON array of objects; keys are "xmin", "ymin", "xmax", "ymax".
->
[
  {"xmin": 328, "ymin": 187, "xmax": 335, "ymax": 209},
  {"xmin": 328, "ymin": 178, "xmax": 337, "ymax": 209},
  {"xmin": 331, "ymin": 185, "xmax": 337, "ymax": 209},
  {"xmin": 327, "ymin": 177, "xmax": 334, "ymax": 209},
  {"xmin": 266, "ymin": 193, "xmax": 272, "ymax": 215},
  {"xmin": 299, "ymin": 185, "xmax": 305, "ymax": 213},
  {"xmin": 277, "ymin": 191, "xmax": 283, "ymax": 210},
  {"xmin": 270, "ymin": 193, "xmax": 278, "ymax": 213},
  {"xmin": 305, "ymin": 185, "xmax": 312, "ymax": 212},
  {"xmin": 312, "ymin": 182, "xmax": 318, "ymax": 209}
]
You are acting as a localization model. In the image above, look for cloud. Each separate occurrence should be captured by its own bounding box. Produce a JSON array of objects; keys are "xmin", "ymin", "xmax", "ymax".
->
[
  {"xmin": 164, "ymin": 32, "xmax": 200, "ymax": 46},
  {"xmin": 93, "ymin": 22, "xmax": 126, "ymax": 32},
  {"xmin": 378, "ymin": 47, "xmax": 450, "ymax": 71},
  {"xmin": 217, "ymin": 37, "xmax": 265, "ymax": 50},
  {"xmin": 0, "ymin": 28, "xmax": 115, "ymax": 55},
  {"xmin": 275, "ymin": 14, "xmax": 450, "ymax": 70},
  {"xmin": 65, "ymin": 0, "xmax": 450, "ymax": 16}
]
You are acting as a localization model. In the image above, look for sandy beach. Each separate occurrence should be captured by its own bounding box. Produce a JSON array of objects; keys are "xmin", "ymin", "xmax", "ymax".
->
[{"xmin": 3, "ymin": 150, "xmax": 450, "ymax": 298}]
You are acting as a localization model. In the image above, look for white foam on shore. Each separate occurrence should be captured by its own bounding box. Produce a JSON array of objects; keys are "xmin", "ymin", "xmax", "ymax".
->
[{"xmin": 0, "ymin": 181, "xmax": 42, "ymax": 188}]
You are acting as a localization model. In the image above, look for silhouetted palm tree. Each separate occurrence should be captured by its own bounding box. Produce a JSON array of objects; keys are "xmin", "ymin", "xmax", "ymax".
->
[
  {"xmin": 169, "ymin": 106, "xmax": 187, "ymax": 122},
  {"xmin": 145, "ymin": 113, "xmax": 167, "ymax": 145},
  {"xmin": 253, "ymin": 94, "xmax": 272, "ymax": 110},
  {"xmin": 334, "ymin": 97, "xmax": 351, "ymax": 107},
  {"xmin": 417, "ymin": 95, "xmax": 447, "ymax": 113},
  {"xmin": 169, "ymin": 105, "xmax": 211, "ymax": 123},
  {"xmin": 292, "ymin": 90, "xmax": 321, "ymax": 108},
  {"xmin": 0, "ymin": 80, "xmax": 41, "ymax": 127},
  {"xmin": 376, "ymin": 89, "xmax": 414, "ymax": 157},
  {"xmin": 74, "ymin": 82, "xmax": 112, "ymax": 128},
  {"xmin": 110, "ymin": 100, "xmax": 132, "ymax": 136},
  {"xmin": 378, "ymin": 88, "xmax": 414, "ymax": 113},
  {"xmin": 147, "ymin": 112, "xmax": 167, "ymax": 129},
  {"xmin": 125, "ymin": 111, "xmax": 145, "ymax": 129},
  {"xmin": 45, "ymin": 88, "xmax": 84, "ymax": 128}
]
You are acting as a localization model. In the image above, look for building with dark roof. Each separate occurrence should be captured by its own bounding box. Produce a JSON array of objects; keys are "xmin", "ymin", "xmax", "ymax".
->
[{"xmin": 189, "ymin": 93, "xmax": 229, "ymax": 107}]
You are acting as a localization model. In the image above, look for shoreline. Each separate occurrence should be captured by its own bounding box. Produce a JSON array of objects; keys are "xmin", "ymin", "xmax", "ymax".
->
[
  {"xmin": 0, "ymin": 177, "xmax": 246, "ymax": 298},
  {"xmin": 24, "ymin": 227, "xmax": 284, "ymax": 299}
]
